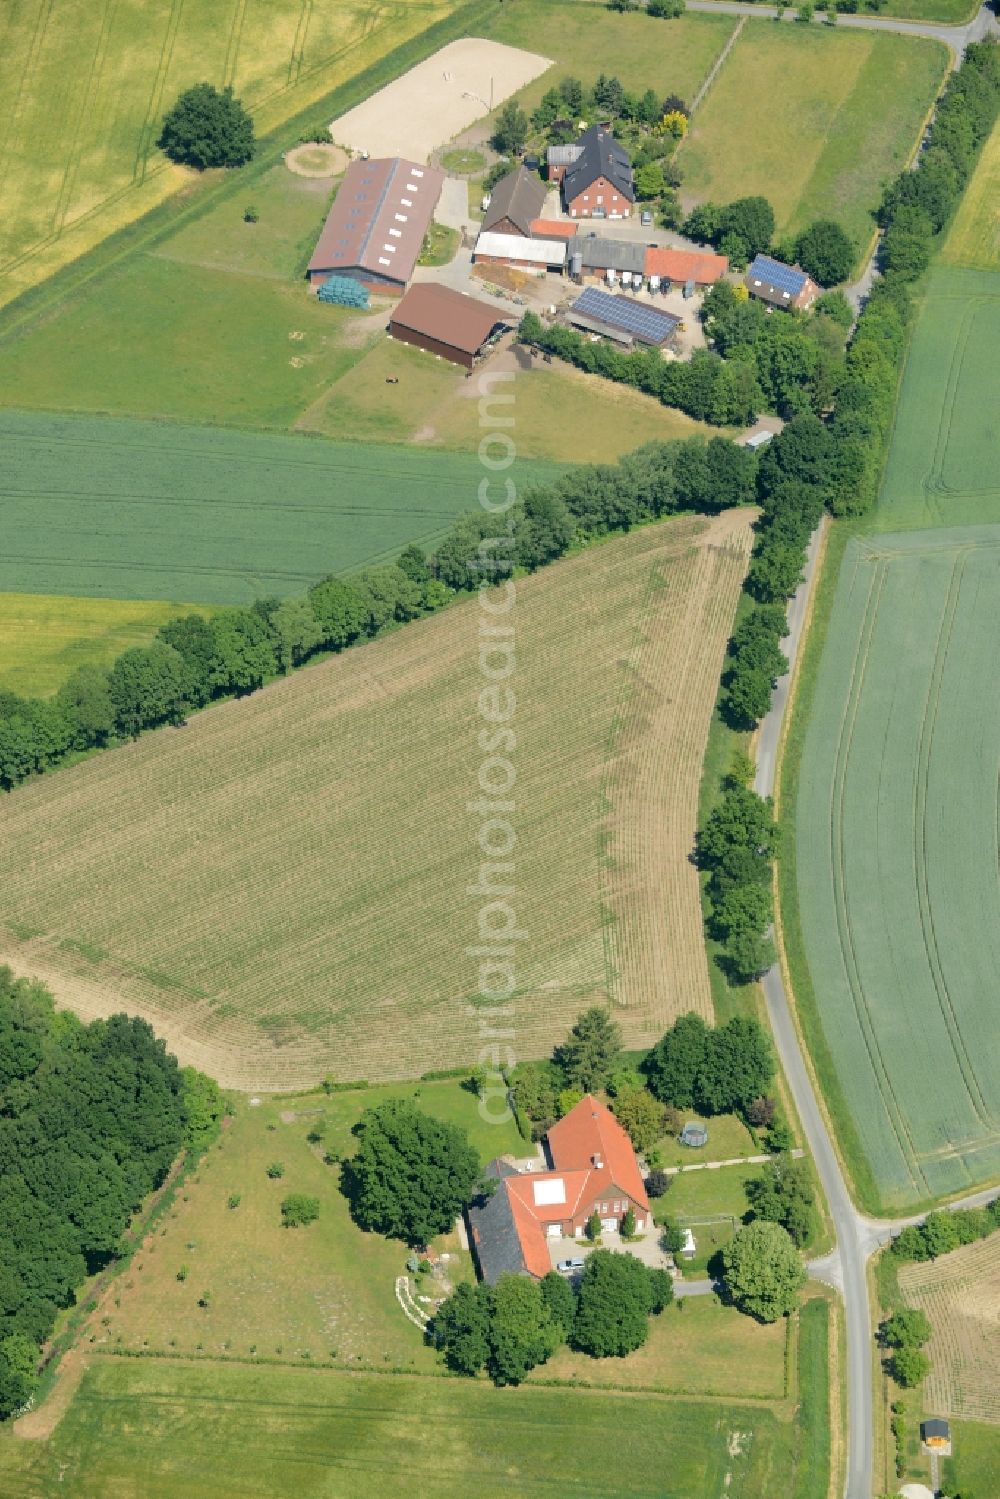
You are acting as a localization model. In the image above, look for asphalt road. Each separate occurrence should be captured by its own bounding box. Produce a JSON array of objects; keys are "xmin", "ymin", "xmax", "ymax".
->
[{"xmin": 685, "ymin": 0, "xmax": 1000, "ymax": 59}]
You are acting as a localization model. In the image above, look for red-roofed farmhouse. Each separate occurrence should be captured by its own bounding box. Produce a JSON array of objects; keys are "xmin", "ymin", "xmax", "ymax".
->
[{"xmin": 467, "ymin": 1095, "xmax": 650, "ymax": 1284}]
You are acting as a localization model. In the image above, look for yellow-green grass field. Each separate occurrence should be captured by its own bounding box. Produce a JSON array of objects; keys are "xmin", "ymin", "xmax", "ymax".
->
[
  {"xmin": 0, "ymin": 408, "xmax": 559, "ymax": 605},
  {"xmin": 942, "ymin": 114, "xmax": 1000, "ymax": 273},
  {"xmin": 0, "ymin": 595, "xmax": 205, "ymax": 697},
  {"xmin": 0, "ymin": 1355, "xmax": 815, "ymax": 1499},
  {"xmin": 483, "ymin": 0, "xmax": 738, "ymax": 117},
  {"xmin": 0, "ymin": 514, "xmax": 754, "ymax": 1090},
  {"xmin": 0, "ymin": 0, "xmax": 458, "ymax": 307},
  {"xmin": 79, "ymin": 1084, "xmax": 510, "ymax": 1372},
  {"xmin": 680, "ymin": 25, "xmax": 947, "ymax": 256},
  {"xmin": 298, "ymin": 336, "xmax": 726, "ymax": 460}
]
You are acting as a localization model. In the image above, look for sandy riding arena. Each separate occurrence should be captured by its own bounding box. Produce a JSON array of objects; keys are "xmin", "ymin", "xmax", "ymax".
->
[
  {"xmin": 285, "ymin": 143, "xmax": 348, "ymax": 178},
  {"xmin": 329, "ymin": 39, "xmax": 552, "ymax": 162}
]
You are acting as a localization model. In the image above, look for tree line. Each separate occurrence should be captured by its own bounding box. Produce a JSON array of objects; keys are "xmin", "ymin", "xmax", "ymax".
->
[
  {"xmin": 0, "ymin": 968, "xmax": 224, "ymax": 1418},
  {"xmin": 0, "ymin": 434, "xmax": 761, "ymax": 794}
]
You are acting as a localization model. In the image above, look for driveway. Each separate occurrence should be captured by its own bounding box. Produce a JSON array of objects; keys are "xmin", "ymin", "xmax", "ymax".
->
[{"xmin": 547, "ymin": 1227, "xmax": 676, "ymax": 1275}]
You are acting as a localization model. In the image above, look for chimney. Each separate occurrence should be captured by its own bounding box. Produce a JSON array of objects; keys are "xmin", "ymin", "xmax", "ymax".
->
[{"xmin": 592, "ymin": 1153, "xmax": 603, "ymax": 1169}]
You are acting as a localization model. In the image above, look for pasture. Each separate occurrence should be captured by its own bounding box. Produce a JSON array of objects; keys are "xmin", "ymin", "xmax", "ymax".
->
[
  {"xmin": 483, "ymin": 0, "xmax": 738, "ymax": 116},
  {"xmin": 0, "ymin": 0, "xmax": 456, "ymax": 307},
  {"xmin": 0, "ymin": 1358, "xmax": 802, "ymax": 1498},
  {"xmin": 298, "ymin": 338, "xmax": 724, "ymax": 460},
  {"xmin": 0, "ymin": 514, "xmax": 754, "ymax": 1090},
  {"xmin": 794, "ymin": 526, "xmax": 1000, "ymax": 1207},
  {"xmin": 0, "ymin": 409, "xmax": 558, "ymax": 605},
  {"xmin": 0, "ymin": 595, "xmax": 200, "ymax": 697},
  {"xmin": 942, "ymin": 115, "xmax": 1000, "ymax": 273},
  {"xmin": 899, "ymin": 1235, "xmax": 1000, "ymax": 1426},
  {"xmin": 680, "ymin": 26, "xmax": 946, "ymax": 255}
]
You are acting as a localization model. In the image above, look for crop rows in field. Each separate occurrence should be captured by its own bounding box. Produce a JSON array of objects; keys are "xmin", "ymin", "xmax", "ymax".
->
[
  {"xmin": 795, "ymin": 530, "xmax": 1000, "ymax": 1207},
  {"xmin": 0, "ymin": 0, "xmax": 452, "ymax": 304},
  {"xmin": 900, "ymin": 1236, "xmax": 1000, "ymax": 1424},
  {"xmin": 874, "ymin": 267, "xmax": 1000, "ymax": 534},
  {"xmin": 0, "ymin": 516, "xmax": 751, "ymax": 1090},
  {"xmin": 0, "ymin": 409, "xmax": 558, "ymax": 604}
]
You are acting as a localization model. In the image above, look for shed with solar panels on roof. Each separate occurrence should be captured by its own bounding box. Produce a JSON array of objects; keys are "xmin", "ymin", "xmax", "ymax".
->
[
  {"xmin": 566, "ymin": 286, "xmax": 680, "ymax": 349},
  {"xmin": 745, "ymin": 254, "xmax": 819, "ymax": 312}
]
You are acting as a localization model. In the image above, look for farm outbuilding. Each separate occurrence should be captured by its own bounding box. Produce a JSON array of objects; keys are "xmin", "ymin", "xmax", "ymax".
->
[
  {"xmin": 643, "ymin": 246, "xmax": 729, "ymax": 288},
  {"xmin": 388, "ymin": 282, "xmax": 511, "ymax": 369},
  {"xmin": 567, "ymin": 287, "xmax": 680, "ymax": 348},
  {"xmin": 481, "ymin": 166, "xmax": 547, "ymax": 238},
  {"xmin": 473, "ymin": 231, "xmax": 567, "ymax": 273},
  {"xmin": 307, "ymin": 157, "xmax": 444, "ymax": 297},
  {"xmin": 920, "ymin": 1419, "xmax": 951, "ymax": 1452}
]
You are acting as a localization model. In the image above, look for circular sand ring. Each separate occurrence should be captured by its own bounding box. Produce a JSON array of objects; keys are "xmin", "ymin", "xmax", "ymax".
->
[{"xmin": 285, "ymin": 142, "xmax": 348, "ymax": 178}]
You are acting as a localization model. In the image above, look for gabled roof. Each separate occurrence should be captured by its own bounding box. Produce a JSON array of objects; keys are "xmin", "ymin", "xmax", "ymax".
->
[
  {"xmin": 746, "ymin": 254, "xmax": 809, "ymax": 297},
  {"xmin": 644, "ymin": 246, "xmax": 729, "ymax": 284},
  {"xmin": 547, "ymin": 143, "xmax": 584, "ymax": 167},
  {"xmin": 481, "ymin": 166, "xmax": 546, "ymax": 237},
  {"xmin": 466, "ymin": 1160, "xmax": 532, "ymax": 1284},
  {"xmin": 308, "ymin": 157, "xmax": 444, "ymax": 283},
  {"xmin": 563, "ymin": 126, "xmax": 634, "ymax": 203},
  {"xmin": 569, "ymin": 288, "xmax": 680, "ymax": 347},
  {"xmin": 547, "ymin": 1095, "xmax": 649, "ymax": 1212},
  {"xmin": 389, "ymin": 283, "xmax": 510, "ymax": 354}
]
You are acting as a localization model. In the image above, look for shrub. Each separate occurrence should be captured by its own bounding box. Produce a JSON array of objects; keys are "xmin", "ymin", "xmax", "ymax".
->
[
  {"xmin": 266, "ymin": 1162, "xmax": 285, "ymax": 1179},
  {"xmin": 281, "ymin": 1194, "xmax": 320, "ymax": 1228}
]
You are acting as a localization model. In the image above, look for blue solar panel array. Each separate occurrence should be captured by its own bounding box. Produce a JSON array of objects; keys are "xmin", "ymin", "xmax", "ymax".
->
[
  {"xmin": 572, "ymin": 287, "xmax": 680, "ymax": 344},
  {"xmin": 748, "ymin": 255, "xmax": 808, "ymax": 296}
]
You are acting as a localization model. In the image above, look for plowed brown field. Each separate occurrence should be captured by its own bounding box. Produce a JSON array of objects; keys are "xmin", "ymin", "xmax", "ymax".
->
[{"xmin": 0, "ymin": 514, "xmax": 753, "ymax": 1090}]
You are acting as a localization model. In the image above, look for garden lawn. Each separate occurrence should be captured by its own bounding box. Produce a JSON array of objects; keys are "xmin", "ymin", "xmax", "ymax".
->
[
  {"xmin": 482, "ymin": 0, "xmax": 737, "ymax": 117},
  {"xmin": 654, "ymin": 1165, "xmax": 761, "ymax": 1274},
  {"xmin": 654, "ymin": 1111, "xmax": 758, "ymax": 1169},
  {"xmin": 0, "ymin": 1360, "xmax": 799, "ymax": 1498},
  {"xmin": 0, "ymin": 409, "xmax": 560, "ymax": 604},
  {"xmin": 0, "ymin": 0, "xmax": 457, "ymax": 307},
  {"xmin": 680, "ymin": 26, "xmax": 946, "ymax": 257},
  {"xmin": 298, "ymin": 339, "xmax": 726, "ymax": 461},
  {"xmin": 538, "ymin": 1293, "xmax": 788, "ymax": 1399},
  {"xmin": 0, "ymin": 595, "xmax": 204, "ymax": 697},
  {"xmin": 941, "ymin": 1421, "xmax": 1000, "ymax": 1496}
]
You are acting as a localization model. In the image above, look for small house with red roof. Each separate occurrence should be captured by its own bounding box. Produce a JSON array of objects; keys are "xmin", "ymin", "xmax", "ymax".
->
[{"xmin": 467, "ymin": 1095, "xmax": 650, "ymax": 1284}]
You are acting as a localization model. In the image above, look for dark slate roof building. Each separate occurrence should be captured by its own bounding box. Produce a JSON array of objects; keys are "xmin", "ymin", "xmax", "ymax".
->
[
  {"xmin": 745, "ymin": 254, "xmax": 819, "ymax": 311},
  {"xmin": 481, "ymin": 166, "xmax": 547, "ymax": 238},
  {"xmin": 466, "ymin": 1160, "xmax": 528, "ymax": 1284},
  {"xmin": 577, "ymin": 234, "xmax": 646, "ymax": 276},
  {"xmin": 567, "ymin": 287, "xmax": 680, "ymax": 347},
  {"xmin": 562, "ymin": 126, "xmax": 634, "ymax": 208}
]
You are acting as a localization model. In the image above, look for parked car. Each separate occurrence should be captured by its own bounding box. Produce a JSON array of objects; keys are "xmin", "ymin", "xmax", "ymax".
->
[
  {"xmin": 640, "ymin": 209, "xmax": 653, "ymax": 226},
  {"xmin": 557, "ymin": 1257, "xmax": 585, "ymax": 1273}
]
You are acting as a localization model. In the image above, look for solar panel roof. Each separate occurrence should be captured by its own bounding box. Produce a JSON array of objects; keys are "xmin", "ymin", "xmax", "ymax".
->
[
  {"xmin": 748, "ymin": 255, "xmax": 808, "ymax": 295},
  {"xmin": 572, "ymin": 287, "xmax": 680, "ymax": 344}
]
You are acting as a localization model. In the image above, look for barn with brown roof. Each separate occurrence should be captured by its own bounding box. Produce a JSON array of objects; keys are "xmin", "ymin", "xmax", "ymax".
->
[
  {"xmin": 307, "ymin": 157, "xmax": 444, "ymax": 297},
  {"xmin": 467, "ymin": 1095, "xmax": 651, "ymax": 1284},
  {"xmin": 388, "ymin": 283, "xmax": 511, "ymax": 369},
  {"xmin": 481, "ymin": 165, "xmax": 547, "ymax": 238}
]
